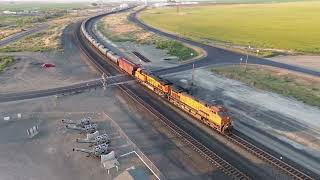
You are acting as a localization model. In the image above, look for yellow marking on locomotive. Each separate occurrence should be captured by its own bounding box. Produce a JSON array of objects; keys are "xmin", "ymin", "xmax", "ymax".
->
[
  {"xmin": 135, "ymin": 68, "xmax": 147, "ymax": 82},
  {"xmin": 178, "ymin": 92, "xmax": 223, "ymax": 127}
]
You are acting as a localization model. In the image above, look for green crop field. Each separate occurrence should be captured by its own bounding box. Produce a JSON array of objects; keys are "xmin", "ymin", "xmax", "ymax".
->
[{"xmin": 140, "ymin": 1, "xmax": 320, "ymax": 54}]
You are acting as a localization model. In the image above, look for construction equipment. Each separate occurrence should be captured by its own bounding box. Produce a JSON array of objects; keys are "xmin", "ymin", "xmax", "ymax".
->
[
  {"xmin": 62, "ymin": 117, "xmax": 92, "ymax": 128},
  {"xmin": 73, "ymin": 143, "xmax": 109, "ymax": 157},
  {"xmin": 76, "ymin": 133, "xmax": 110, "ymax": 146},
  {"xmin": 66, "ymin": 123, "xmax": 98, "ymax": 134}
]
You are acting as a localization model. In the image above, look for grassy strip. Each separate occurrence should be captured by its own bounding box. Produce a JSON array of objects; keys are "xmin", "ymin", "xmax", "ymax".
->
[
  {"xmin": 0, "ymin": 11, "xmax": 67, "ymax": 40},
  {"xmin": 0, "ymin": 56, "xmax": 14, "ymax": 72},
  {"xmin": 153, "ymin": 39, "xmax": 197, "ymax": 61},
  {"xmin": 0, "ymin": 29, "xmax": 57, "ymax": 52},
  {"xmin": 212, "ymin": 65, "xmax": 320, "ymax": 107},
  {"xmin": 98, "ymin": 11, "xmax": 198, "ymax": 61}
]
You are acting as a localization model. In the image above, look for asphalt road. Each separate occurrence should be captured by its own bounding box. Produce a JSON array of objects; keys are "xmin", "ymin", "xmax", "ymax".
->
[
  {"xmin": 128, "ymin": 9, "xmax": 320, "ymax": 77},
  {"xmin": 0, "ymin": 24, "xmax": 48, "ymax": 47},
  {"xmin": 0, "ymin": 79, "xmax": 100, "ymax": 103},
  {"xmin": 0, "ymin": 75, "xmax": 132, "ymax": 103}
]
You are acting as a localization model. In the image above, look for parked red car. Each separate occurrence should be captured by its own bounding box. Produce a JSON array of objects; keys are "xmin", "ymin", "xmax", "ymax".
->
[{"xmin": 42, "ymin": 63, "xmax": 56, "ymax": 68}]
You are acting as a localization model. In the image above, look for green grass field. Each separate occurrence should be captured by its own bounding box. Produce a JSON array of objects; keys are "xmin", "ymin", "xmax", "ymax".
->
[
  {"xmin": 140, "ymin": 1, "xmax": 320, "ymax": 54},
  {"xmin": 212, "ymin": 65, "xmax": 320, "ymax": 107}
]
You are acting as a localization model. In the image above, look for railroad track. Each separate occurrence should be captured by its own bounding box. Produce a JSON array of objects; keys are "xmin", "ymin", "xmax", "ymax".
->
[
  {"xmin": 78, "ymin": 14, "xmax": 316, "ymax": 180},
  {"xmin": 226, "ymin": 133, "xmax": 314, "ymax": 180},
  {"xmin": 120, "ymin": 86, "xmax": 250, "ymax": 180},
  {"xmin": 76, "ymin": 24, "xmax": 250, "ymax": 180},
  {"xmin": 132, "ymin": 51, "xmax": 151, "ymax": 62}
]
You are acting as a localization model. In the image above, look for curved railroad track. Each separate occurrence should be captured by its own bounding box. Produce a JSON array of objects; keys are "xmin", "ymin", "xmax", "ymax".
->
[
  {"xmin": 77, "ymin": 20, "xmax": 251, "ymax": 179},
  {"xmin": 128, "ymin": 8, "xmax": 320, "ymax": 77},
  {"xmin": 126, "ymin": 7, "xmax": 318, "ymax": 179},
  {"xmin": 82, "ymin": 8, "xmax": 318, "ymax": 180}
]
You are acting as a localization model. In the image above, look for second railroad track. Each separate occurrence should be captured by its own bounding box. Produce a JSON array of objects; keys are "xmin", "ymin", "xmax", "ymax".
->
[{"xmin": 77, "ymin": 17, "xmax": 316, "ymax": 180}]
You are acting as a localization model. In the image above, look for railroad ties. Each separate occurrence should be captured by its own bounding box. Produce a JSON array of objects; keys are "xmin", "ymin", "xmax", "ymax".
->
[
  {"xmin": 119, "ymin": 86, "xmax": 250, "ymax": 180},
  {"xmin": 80, "ymin": 29, "xmax": 250, "ymax": 179},
  {"xmin": 132, "ymin": 51, "xmax": 151, "ymax": 63},
  {"xmin": 226, "ymin": 134, "xmax": 314, "ymax": 180},
  {"xmin": 81, "ymin": 15, "xmax": 312, "ymax": 179}
]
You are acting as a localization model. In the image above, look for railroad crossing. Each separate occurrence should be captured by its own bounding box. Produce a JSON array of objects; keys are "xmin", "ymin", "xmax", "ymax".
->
[{"xmin": 0, "ymin": 75, "xmax": 134, "ymax": 103}]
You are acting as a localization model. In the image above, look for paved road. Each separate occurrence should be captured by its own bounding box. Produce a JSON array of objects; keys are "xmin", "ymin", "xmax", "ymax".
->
[
  {"xmin": 0, "ymin": 75, "xmax": 132, "ymax": 103},
  {"xmin": 0, "ymin": 79, "xmax": 100, "ymax": 103},
  {"xmin": 128, "ymin": 9, "xmax": 320, "ymax": 77},
  {"xmin": 0, "ymin": 24, "xmax": 48, "ymax": 47}
]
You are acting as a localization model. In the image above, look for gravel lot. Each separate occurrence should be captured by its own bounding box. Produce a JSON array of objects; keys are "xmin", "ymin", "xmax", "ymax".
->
[
  {"xmin": 163, "ymin": 68, "xmax": 320, "ymax": 175},
  {"xmin": 0, "ymin": 86, "xmax": 231, "ymax": 180},
  {"xmin": 269, "ymin": 55, "xmax": 320, "ymax": 71},
  {"xmin": 0, "ymin": 22, "xmax": 99, "ymax": 93}
]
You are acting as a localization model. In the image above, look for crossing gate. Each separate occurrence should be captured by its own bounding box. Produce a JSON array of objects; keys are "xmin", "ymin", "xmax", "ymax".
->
[{"xmin": 27, "ymin": 125, "xmax": 39, "ymax": 138}]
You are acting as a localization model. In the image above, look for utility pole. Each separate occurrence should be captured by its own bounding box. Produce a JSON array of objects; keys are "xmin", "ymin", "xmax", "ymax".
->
[
  {"xmin": 176, "ymin": 2, "xmax": 179, "ymax": 13},
  {"xmin": 176, "ymin": 0, "xmax": 181, "ymax": 14},
  {"xmin": 245, "ymin": 45, "xmax": 250, "ymax": 72},
  {"xmin": 191, "ymin": 63, "xmax": 195, "ymax": 87}
]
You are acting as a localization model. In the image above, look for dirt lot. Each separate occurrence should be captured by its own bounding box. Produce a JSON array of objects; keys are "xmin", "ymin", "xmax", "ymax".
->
[
  {"xmin": 0, "ymin": 110, "xmax": 155, "ymax": 180},
  {"xmin": 0, "ymin": 52, "xmax": 97, "ymax": 93},
  {"xmin": 163, "ymin": 68, "xmax": 320, "ymax": 175},
  {"xmin": 269, "ymin": 55, "xmax": 320, "ymax": 71},
  {"xmin": 0, "ymin": 86, "xmax": 231, "ymax": 180},
  {"xmin": 0, "ymin": 21, "xmax": 99, "ymax": 93}
]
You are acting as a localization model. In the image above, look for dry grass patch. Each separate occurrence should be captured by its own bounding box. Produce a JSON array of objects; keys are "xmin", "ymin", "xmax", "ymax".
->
[
  {"xmin": 98, "ymin": 12, "xmax": 154, "ymax": 43},
  {"xmin": 0, "ymin": 28, "xmax": 24, "ymax": 40},
  {"xmin": 212, "ymin": 65, "xmax": 320, "ymax": 107},
  {"xmin": 0, "ymin": 14, "xmax": 87, "ymax": 52},
  {"xmin": 98, "ymin": 11, "xmax": 198, "ymax": 61}
]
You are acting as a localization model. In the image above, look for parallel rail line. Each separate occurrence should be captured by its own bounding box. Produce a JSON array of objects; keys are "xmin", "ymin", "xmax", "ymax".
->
[
  {"xmin": 76, "ymin": 25, "xmax": 249, "ymax": 180},
  {"xmin": 79, "ymin": 13, "xmax": 316, "ymax": 180},
  {"xmin": 120, "ymin": 86, "xmax": 250, "ymax": 180},
  {"xmin": 132, "ymin": 51, "xmax": 151, "ymax": 62},
  {"xmin": 226, "ymin": 133, "xmax": 314, "ymax": 180}
]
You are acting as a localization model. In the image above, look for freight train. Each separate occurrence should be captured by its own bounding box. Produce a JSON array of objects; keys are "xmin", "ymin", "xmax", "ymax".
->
[{"xmin": 80, "ymin": 9, "xmax": 233, "ymax": 134}]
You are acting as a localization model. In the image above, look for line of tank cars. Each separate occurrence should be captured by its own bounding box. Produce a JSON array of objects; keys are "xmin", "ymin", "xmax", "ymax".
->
[{"xmin": 80, "ymin": 10, "xmax": 233, "ymax": 134}]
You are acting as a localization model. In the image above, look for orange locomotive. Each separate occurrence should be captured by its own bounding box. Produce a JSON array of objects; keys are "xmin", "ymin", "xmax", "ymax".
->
[
  {"xmin": 135, "ymin": 68, "xmax": 171, "ymax": 96},
  {"xmin": 81, "ymin": 20, "xmax": 232, "ymax": 134},
  {"xmin": 135, "ymin": 68, "xmax": 232, "ymax": 134}
]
